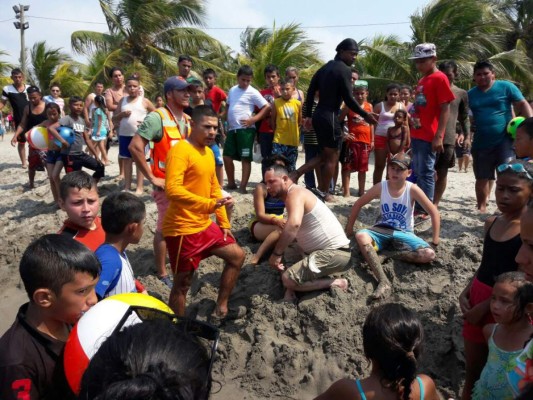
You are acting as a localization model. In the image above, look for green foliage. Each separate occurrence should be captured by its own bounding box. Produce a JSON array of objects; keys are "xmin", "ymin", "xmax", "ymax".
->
[{"xmin": 28, "ymin": 41, "xmax": 72, "ymax": 91}]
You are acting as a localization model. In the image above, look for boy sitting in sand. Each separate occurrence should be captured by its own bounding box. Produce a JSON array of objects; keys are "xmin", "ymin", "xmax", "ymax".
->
[
  {"xmin": 0, "ymin": 234, "xmax": 100, "ymax": 399},
  {"xmin": 57, "ymin": 171, "xmax": 104, "ymax": 251},
  {"xmin": 345, "ymin": 153, "xmax": 440, "ymax": 299},
  {"xmin": 95, "ymin": 191, "xmax": 147, "ymax": 298}
]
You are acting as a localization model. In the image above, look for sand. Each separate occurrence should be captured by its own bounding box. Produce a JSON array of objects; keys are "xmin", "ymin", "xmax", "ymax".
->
[{"xmin": 0, "ymin": 134, "xmax": 489, "ymax": 399}]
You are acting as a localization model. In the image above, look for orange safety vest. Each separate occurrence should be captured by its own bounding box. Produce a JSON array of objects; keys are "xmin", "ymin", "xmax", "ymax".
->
[{"xmin": 150, "ymin": 107, "xmax": 190, "ymax": 178}]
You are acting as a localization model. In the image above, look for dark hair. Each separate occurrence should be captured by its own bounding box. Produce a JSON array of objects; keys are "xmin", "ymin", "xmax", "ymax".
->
[
  {"xmin": 94, "ymin": 95, "xmax": 106, "ymax": 109},
  {"xmin": 518, "ymin": 117, "xmax": 533, "ymax": 139},
  {"xmin": 385, "ymin": 83, "xmax": 401, "ymax": 94},
  {"xmin": 59, "ymin": 171, "xmax": 96, "ymax": 201},
  {"xmin": 280, "ymin": 78, "xmax": 295, "ymax": 87},
  {"xmin": 94, "ymin": 81, "xmax": 105, "ymax": 87},
  {"xmin": 202, "ymin": 68, "xmax": 217, "ymax": 78},
  {"xmin": 191, "ymin": 105, "xmax": 217, "ymax": 123},
  {"xmin": 27, "ymin": 86, "xmax": 41, "ymax": 95},
  {"xmin": 49, "ymin": 83, "xmax": 61, "ymax": 90},
  {"xmin": 11, "ymin": 68, "xmax": 23, "ymax": 76},
  {"xmin": 438, "ymin": 60, "xmax": 458, "ymax": 74},
  {"xmin": 473, "ymin": 60, "xmax": 494, "ymax": 73},
  {"xmin": 363, "ymin": 303, "xmax": 424, "ymax": 400},
  {"xmin": 495, "ymin": 272, "xmax": 533, "ymax": 321},
  {"xmin": 400, "ymin": 85, "xmax": 411, "ymax": 92},
  {"xmin": 237, "ymin": 65, "xmax": 253, "ymax": 77},
  {"xmin": 69, "ymin": 95, "xmax": 83, "ymax": 105},
  {"xmin": 45, "ymin": 102, "xmax": 61, "ymax": 113},
  {"xmin": 101, "ymin": 192, "xmax": 146, "ymax": 235},
  {"xmin": 80, "ymin": 319, "xmax": 212, "ymax": 400},
  {"xmin": 20, "ymin": 234, "xmax": 101, "ymax": 298},
  {"xmin": 265, "ymin": 154, "xmax": 289, "ymax": 169},
  {"xmin": 126, "ymin": 75, "xmax": 140, "ymax": 83},
  {"xmin": 109, "ymin": 67, "xmax": 124, "ymax": 78},
  {"xmin": 265, "ymin": 163, "xmax": 289, "ymax": 176},
  {"xmin": 394, "ymin": 109, "xmax": 408, "ymax": 119},
  {"xmin": 154, "ymin": 94, "xmax": 163, "ymax": 101},
  {"xmin": 178, "ymin": 55, "xmax": 193, "ymax": 64},
  {"xmin": 350, "ymin": 67, "xmax": 359, "ymax": 74},
  {"xmin": 264, "ymin": 64, "xmax": 280, "ymax": 76}
]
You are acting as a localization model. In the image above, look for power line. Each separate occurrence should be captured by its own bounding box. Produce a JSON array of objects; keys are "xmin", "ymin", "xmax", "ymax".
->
[{"xmin": 1, "ymin": 15, "xmax": 411, "ymax": 29}]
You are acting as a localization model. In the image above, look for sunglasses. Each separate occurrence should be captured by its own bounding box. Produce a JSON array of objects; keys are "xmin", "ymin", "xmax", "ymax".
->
[
  {"xmin": 112, "ymin": 306, "xmax": 219, "ymax": 394},
  {"xmin": 496, "ymin": 163, "xmax": 533, "ymax": 180}
]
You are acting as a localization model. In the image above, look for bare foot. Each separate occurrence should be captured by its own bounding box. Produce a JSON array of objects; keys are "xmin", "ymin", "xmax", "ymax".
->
[
  {"xmin": 21, "ymin": 164, "xmax": 28, "ymax": 169},
  {"xmin": 135, "ymin": 189, "xmax": 144, "ymax": 195},
  {"xmin": 331, "ymin": 278, "xmax": 348, "ymax": 291},
  {"xmin": 225, "ymin": 184, "xmax": 237, "ymax": 190},
  {"xmin": 283, "ymin": 289, "xmax": 297, "ymax": 303},
  {"xmin": 238, "ymin": 187, "xmax": 248, "ymax": 194},
  {"xmin": 343, "ymin": 192, "xmax": 350, "ymax": 198},
  {"xmin": 250, "ymin": 254, "xmax": 261, "ymax": 265},
  {"xmin": 370, "ymin": 281, "xmax": 391, "ymax": 300},
  {"xmin": 324, "ymin": 193, "xmax": 336, "ymax": 203}
]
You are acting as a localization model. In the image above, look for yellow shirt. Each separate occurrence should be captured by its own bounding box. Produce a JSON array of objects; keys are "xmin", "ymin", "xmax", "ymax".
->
[
  {"xmin": 163, "ymin": 140, "xmax": 230, "ymax": 236},
  {"xmin": 273, "ymin": 98, "xmax": 301, "ymax": 147}
]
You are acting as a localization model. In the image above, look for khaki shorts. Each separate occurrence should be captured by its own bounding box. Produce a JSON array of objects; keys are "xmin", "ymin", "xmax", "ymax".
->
[{"xmin": 287, "ymin": 246, "xmax": 352, "ymax": 284}]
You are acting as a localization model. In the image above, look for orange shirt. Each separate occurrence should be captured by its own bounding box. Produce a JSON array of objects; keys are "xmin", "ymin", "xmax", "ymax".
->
[
  {"xmin": 58, "ymin": 216, "xmax": 105, "ymax": 252},
  {"xmin": 163, "ymin": 140, "xmax": 230, "ymax": 237},
  {"xmin": 347, "ymin": 102, "xmax": 373, "ymax": 144}
]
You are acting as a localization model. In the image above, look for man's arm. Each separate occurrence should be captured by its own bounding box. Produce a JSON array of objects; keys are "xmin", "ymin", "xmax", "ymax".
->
[
  {"xmin": 514, "ymin": 99, "xmax": 533, "ymax": 118},
  {"xmin": 11, "ymin": 106, "xmax": 29, "ymax": 145},
  {"xmin": 129, "ymin": 134, "xmax": 164, "ymax": 188},
  {"xmin": 411, "ymin": 185, "xmax": 440, "ymax": 244},
  {"xmin": 432, "ymin": 102, "xmax": 450, "ymax": 152},
  {"xmin": 82, "ymin": 129, "xmax": 100, "ymax": 160},
  {"xmin": 271, "ymin": 190, "xmax": 306, "ymax": 256},
  {"xmin": 241, "ymin": 104, "xmax": 270, "ymax": 128}
]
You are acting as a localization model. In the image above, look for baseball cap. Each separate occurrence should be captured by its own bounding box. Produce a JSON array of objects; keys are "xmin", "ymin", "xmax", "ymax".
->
[
  {"xmin": 353, "ymin": 80, "xmax": 368, "ymax": 89},
  {"xmin": 389, "ymin": 153, "xmax": 411, "ymax": 170},
  {"xmin": 186, "ymin": 77, "xmax": 203, "ymax": 87},
  {"xmin": 163, "ymin": 76, "xmax": 191, "ymax": 93},
  {"xmin": 409, "ymin": 43, "xmax": 437, "ymax": 60}
]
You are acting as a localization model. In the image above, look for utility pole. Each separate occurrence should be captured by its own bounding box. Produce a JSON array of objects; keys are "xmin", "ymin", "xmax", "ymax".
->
[{"xmin": 13, "ymin": 4, "xmax": 30, "ymax": 76}]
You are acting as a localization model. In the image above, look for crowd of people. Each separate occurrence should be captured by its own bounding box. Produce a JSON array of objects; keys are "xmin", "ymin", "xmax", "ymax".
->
[{"xmin": 1, "ymin": 38, "xmax": 533, "ymax": 399}]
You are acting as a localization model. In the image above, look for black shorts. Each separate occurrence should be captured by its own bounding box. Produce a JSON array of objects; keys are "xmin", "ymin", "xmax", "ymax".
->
[
  {"xmin": 435, "ymin": 144, "xmax": 455, "ymax": 170},
  {"xmin": 312, "ymin": 108, "xmax": 342, "ymax": 150}
]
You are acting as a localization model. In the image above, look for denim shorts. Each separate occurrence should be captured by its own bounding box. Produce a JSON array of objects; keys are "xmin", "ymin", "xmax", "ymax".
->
[
  {"xmin": 210, "ymin": 143, "xmax": 223, "ymax": 166},
  {"xmin": 359, "ymin": 226, "xmax": 429, "ymax": 252},
  {"xmin": 46, "ymin": 150, "xmax": 62, "ymax": 164}
]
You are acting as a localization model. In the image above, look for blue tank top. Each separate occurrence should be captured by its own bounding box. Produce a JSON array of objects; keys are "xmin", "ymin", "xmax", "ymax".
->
[
  {"xmin": 264, "ymin": 193, "xmax": 285, "ymax": 215},
  {"xmin": 355, "ymin": 376, "xmax": 424, "ymax": 400}
]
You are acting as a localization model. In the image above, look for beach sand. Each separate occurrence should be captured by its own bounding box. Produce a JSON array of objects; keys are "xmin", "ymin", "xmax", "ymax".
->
[{"xmin": 0, "ymin": 135, "xmax": 488, "ymax": 399}]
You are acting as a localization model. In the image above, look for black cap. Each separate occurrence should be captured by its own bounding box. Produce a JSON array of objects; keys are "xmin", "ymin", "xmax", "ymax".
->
[{"xmin": 336, "ymin": 38, "xmax": 359, "ymax": 52}]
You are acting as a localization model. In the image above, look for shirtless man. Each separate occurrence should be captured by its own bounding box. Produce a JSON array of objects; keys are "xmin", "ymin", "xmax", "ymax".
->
[{"xmin": 266, "ymin": 164, "xmax": 351, "ymax": 301}]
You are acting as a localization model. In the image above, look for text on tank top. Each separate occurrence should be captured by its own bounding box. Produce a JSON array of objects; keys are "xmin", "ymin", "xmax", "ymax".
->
[
  {"xmin": 375, "ymin": 101, "xmax": 404, "ymax": 137},
  {"xmin": 295, "ymin": 197, "xmax": 350, "ymax": 253},
  {"xmin": 378, "ymin": 181, "xmax": 415, "ymax": 232}
]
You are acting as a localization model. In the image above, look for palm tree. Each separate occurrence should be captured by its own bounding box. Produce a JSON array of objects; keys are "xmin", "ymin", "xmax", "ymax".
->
[
  {"xmin": 0, "ymin": 50, "xmax": 14, "ymax": 89},
  {"xmin": 71, "ymin": 0, "xmax": 224, "ymax": 95},
  {"xmin": 357, "ymin": 0, "xmax": 533, "ymax": 97},
  {"xmin": 28, "ymin": 41, "xmax": 72, "ymax": 91},
  {"xmin": 236, "ymin": 23, "xmax": 323, "ymax": 91}
]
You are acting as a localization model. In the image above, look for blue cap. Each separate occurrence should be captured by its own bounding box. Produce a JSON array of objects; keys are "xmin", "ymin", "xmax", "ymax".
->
[{"xmin": 163, "ymin": 76, "xmax": 191, "ymax": 94}]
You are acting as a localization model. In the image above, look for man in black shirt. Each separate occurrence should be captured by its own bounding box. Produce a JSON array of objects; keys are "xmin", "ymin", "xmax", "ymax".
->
[
  {"xmin": 0, "ymin": 68, "xmax": 30, "ymax": 168},
  {"xmin": 293, "ymin": 39, "xmax": 377, "ymax": 201}
]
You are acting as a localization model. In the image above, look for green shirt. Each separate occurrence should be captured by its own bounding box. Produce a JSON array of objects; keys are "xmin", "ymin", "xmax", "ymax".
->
[{"xmin": 136, "ymin": 111, "xmax": 164, "ymax": 142}]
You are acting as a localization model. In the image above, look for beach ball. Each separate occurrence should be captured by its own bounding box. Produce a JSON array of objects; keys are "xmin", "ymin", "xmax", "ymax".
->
[
  {"xmin": 508, "ymin": 117, "xmax": 526, "ymax": 140},
  {"xmin": 64, "ymin": 293, "xmax": 173, "ymax": 394},
  {"xmin": 53, "ymin": 126, "xmax": 75, "ymax": 147},
  {"xmin": 27, "ymin": 126, "xmax": 49, "ymax": 150}
]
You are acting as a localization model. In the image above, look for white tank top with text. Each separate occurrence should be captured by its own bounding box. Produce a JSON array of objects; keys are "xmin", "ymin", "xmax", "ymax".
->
[{"xmin": 378, "ymin": 181, "xmax": 414, "ymax": 232}]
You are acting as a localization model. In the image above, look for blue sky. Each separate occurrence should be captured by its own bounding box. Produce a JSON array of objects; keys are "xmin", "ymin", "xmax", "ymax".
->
[{"xmin": 0, "ymin": 0, "xmax": 430, "ymax": 66}]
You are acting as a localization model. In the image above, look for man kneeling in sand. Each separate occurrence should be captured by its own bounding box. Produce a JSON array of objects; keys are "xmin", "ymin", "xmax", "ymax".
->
[{"xmin": 266, "ymin": 164, "xmax": 351, "ymax": 301}]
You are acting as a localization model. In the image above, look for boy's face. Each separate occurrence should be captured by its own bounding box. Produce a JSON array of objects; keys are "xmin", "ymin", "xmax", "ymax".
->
[
  {"xmin": 70, "ymin": 101, "xmax": 84, "ymax": 117},
  {"xmin": 130, "ymin": 216, "xmax": 146, "ymax": 244},
  {"xmin": 387, "ymin": 163, "xmax": 409, "ymax": 181},
  {"xmin": 126, "ymin": 80, "xmax": 140, "ymax": 97},
  {"xmin": 514, "ymin": 126, "xmax": 533, "ymax": 158},
  {"xmin": 280, "ymin": 83, "xmax": 294, "ymax": 100},
  {"xmin": 203, "ymin": 73, "xmax": 216, "ymax": 89},
  {"xmin": 473, "ymin": 67, "xmax": 495, "ymax": 90},
  {"xmin": 50, "ymin": 271, "xmax": 98, "ymax": 325},
  {"xmin": 415, "ymin": 57, "xmax": 436, "ymax": 75},
  {"xmin": 237, "ymin": 74, "xmax": 253, "ymax": 90},
  {"xmin": 59, "ymin": 187, "xmax": 100, "ymax": 230},
  {"xmin": 353, "ymin": 88, "xmax": 367, "ymax": 103},
  {"xmin": 265, "ymin": 71, "xmax": 280, "ymax": 88},
  {"xmin": 443, "ymin": 67, "xmax": 456, "ymax": 85},
  {"xmin": 47, "ymin": 107, "xmax": 60, "ymax": 122},
  {"xmin": 189, "ymin": 85, "xmax": 205, "ymax": 103}
]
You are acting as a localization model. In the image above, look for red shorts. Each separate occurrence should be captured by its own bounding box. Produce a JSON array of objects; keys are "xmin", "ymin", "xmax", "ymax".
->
[
  {"xmin": 28, "ymin": 148, "xmax": 46, "ymax": 171},
  {"xmin": 342, "ymin": 141, "xmax": 370, "ymax": 173},
  {"xmin": 165, "ymin": 222, "xmax": 236, "ymax": 273},
  {"xmin": 374, "ymin": 135, "xmax": 387, "ymax": 150},
  {"xmin": 462, "ymin": 277, "xmax": 495, "ymax": 343}
]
